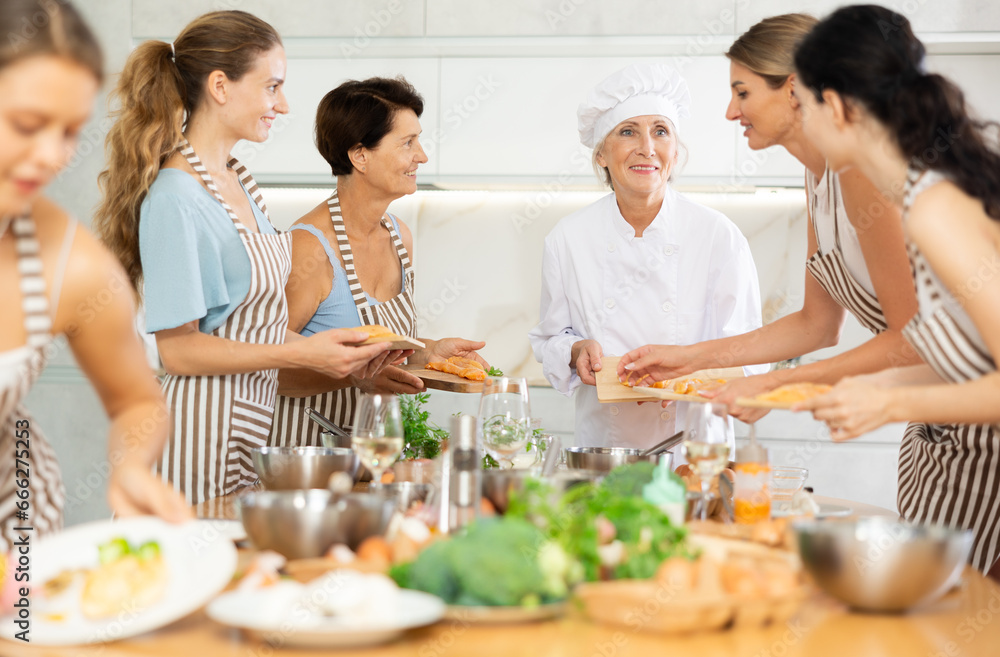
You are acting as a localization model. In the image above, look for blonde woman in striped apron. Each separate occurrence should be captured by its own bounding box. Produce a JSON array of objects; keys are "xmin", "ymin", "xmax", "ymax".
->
[
  {"xmin": 795, "ymin": 5, "xmax": 1000, "ymax": 574},
  {"xmin": 619, "ymin": 14, "xmax": 920, "ymax": 423},
  {"xmin": 95, "ymin": 12, "xmax": 390, "ymax": 505},
  {"xmin": 272, "ymin": 77, "xmax": 489, "ymax": 445},
  {"xmin": 0, "ymin": 0, "xmax": 190, "ymax": 549}
]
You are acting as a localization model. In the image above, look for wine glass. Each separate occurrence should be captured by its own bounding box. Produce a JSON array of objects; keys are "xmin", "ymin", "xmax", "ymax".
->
[
  {"xmin": 478, "ymin": 376, "xmax": 532, "ymax": 468},
  {"xmin": 682, "ymin": 402, "xmax": 729, "ymax": 520},
  {"xmin": 351, "ymin": 394, "xmax": 404, "ymax": 487}
]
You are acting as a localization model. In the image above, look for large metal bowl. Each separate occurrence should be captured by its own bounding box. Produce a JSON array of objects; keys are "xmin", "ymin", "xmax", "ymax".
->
[
  {"xmin": 238, "ymin": 490, "xmax": 396, "ymax": 559},
  {"xmin": 794, "ymin": 517, "xmax": 973, "ymax": 612},
  {"xmin": 564, "ymin": 447, "xmax": 656, "ymax": 472},
  {"xmin": 252, "ymin": 446, "xmax": 358, "ymax": 490},
  {"xmin": 481, "ymin": 469, "xmax": 603, "ymax": 513}
]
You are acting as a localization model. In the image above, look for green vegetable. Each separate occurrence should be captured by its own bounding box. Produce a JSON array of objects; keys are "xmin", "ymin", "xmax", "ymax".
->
[
  {"xmin": 486, "ymin": 366, "xmax": 504, "ymax": 376},
  {"xmin": 136, "ymin": 541, "xmax": 161, "ymax": 561},
  {"xmin": 98, "ymin": 537, "xmax": 130, "ymax": 565},
  {"xmin": 507, "ymin": 463, "xmax": 689, "ymax": 582},
  {"xmin": 400, "ymin": 393, "xmax": 449, "ymax": 460},
  {"xmin": 394, "ymin": 517, "xmax": 577, "ymax": 606},
  {"xmin": 482, "ymin": 453, "xmax": 500, "ymax": 469}
]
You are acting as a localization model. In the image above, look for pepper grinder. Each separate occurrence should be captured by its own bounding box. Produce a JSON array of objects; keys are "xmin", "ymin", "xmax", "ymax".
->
[{"xmin": 449, "ymin": 414, "xmax": 480, "ymax": 531}]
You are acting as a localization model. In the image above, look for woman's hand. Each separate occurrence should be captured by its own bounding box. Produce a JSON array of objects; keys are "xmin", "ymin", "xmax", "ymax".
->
[
  {"xmin": 617, "ymin": 344, "xmax": 698, "ymax": 384},
  {"xmin": 299, "ymin": 328, "xmax": 392, "ymax": 378},
  {"xmin": 107, "ymin": 462, "xmax": 192, "ymax": 522},
  {"xmin": 795, "ymin": 376, "xmax": 898, "ymax": 441},
  {"xmin": 355, "ymin": 365, "xmax": 425, "ymax": 395},
  {"xmin": 413, "ymin": 338, "xmax": 489, "ymax": 368},
  {"xmin": 571, "ymin": 339, "xmax": 604, "ymax": 385},
  {"xmin": 699, "ymin": 375, "xmax": 777, "ymax": 423}
]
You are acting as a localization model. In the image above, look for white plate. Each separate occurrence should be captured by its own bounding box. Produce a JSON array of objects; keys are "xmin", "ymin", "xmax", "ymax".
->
[
  {"xmin": 0, "ymin": 517, "xmax": 237, "ymax": 646},
  {"xmin": 196, "ymin": 518, "xmax": 247, "ymax": 544},
  {"xmin": 207, "ymin": 586, "xmax": 444, "ymax": 648},
  {"xmin": 771, "ymin": 503, "xmax": 853, "ymax": 519}
]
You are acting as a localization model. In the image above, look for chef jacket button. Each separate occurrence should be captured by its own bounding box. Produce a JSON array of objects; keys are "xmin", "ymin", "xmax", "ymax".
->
[
  {"xmin": 607, "ymin": 242, "xmax": 616, "ymax": 252},
  {"xmin": 660, "ymin": 411, "xmax": 672, "ymax": 420},
  {"xmin": 661, "ymin": 302, "xmax": 674, "ymax": 313},
  {"xmin": 663, "ymin": 245, "xmax": 675, "ymax": 256},
  {"xmin": 610, "ymin": 406, "xmax": 620, "ymax": 416},
  {"xmin": 605, "ymin": 298, "xmax": 616, "ymax": 309}
]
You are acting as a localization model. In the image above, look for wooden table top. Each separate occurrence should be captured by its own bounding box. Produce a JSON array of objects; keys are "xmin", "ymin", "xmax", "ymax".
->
[{"xmin": 8, "ymin": 493, "xmax": 998, "ymax": 657}]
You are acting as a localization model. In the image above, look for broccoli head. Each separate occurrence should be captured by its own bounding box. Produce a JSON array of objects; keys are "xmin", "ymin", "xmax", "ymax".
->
[{"xmin": 403, "ymin": 539, "xmax": 460, "ymax": 602}]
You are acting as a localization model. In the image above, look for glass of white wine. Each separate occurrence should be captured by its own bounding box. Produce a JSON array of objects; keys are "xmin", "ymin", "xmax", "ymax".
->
[
  {"xmin": 479, "ymin": 376, "xmax": 532, "ymax": 468},
  {"xmin": 351, "ymin": 393, "xmax": 404, "ymax": 487},
  {"xmin": 682, "ymin": 402, "xmax": 729, "ymax": 521}
]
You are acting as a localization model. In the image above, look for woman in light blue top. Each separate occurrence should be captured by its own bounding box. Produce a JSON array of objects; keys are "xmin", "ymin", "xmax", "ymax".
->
[{"xmin": 272, "ymin": 77, "xmax": 490, "ymax": 444}]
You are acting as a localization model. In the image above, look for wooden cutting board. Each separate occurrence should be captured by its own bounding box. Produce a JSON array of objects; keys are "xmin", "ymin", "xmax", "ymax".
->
[
  {"xmin": 596, "ymin": 356, "xmax": 744, "ymax": 404},
  {"xmin": 400, "ymin": 364, "xmax": 485, "ymax": 393},
  {"xmin": 358, "ymin": 333, "xmax": 425, "ymax": 351},
  {"xmin": 736, "ymin": 384, "xmax": 832, "ymax": 410}
]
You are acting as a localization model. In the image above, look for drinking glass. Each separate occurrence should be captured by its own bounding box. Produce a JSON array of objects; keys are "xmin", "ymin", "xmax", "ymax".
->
[
  {"xmin": 478, "ymin": 376, "xmax": 532, "ymax": 468},
  {"xmin": 682, "ymin": 402, "xmax": 729, "ymax": 520},
  {"xmin": 351, "ymin": 394, "xmax": 404, "ymax": 486}
]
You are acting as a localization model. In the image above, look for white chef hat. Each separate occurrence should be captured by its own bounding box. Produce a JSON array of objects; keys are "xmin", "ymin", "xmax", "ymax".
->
[{"xmin": 577, "ymin": 63, "xmax": 692, "ymax": 149}]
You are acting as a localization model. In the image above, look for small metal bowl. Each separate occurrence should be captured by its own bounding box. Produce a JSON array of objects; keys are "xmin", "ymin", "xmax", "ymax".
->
[
  {"xmin": 372, "ymin": 481, "xmax": 434, "ymax": 511},
  {"xmin": 252, "ymin": 446, "xmax": 358, "ymax": 490},
  {"xmin": 564, "ymin": 447, "xmax": 656, "ymax": 472},
  {"xmin": 795, "ymin": 516, "xmax": 973, "ymax": 612},
  {"xmin": 238, "ymin": 489, "xmax": 396, "ymax": 559},
  {"xmin": 481, "ymin": 469, "xmax": 603, "ymax": 513}
]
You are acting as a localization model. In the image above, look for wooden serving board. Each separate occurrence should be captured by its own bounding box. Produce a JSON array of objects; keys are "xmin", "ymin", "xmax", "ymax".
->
[
  {"xmin": 735, "ymin": 397, "xmax": 799, "ymax": 410},
  {"xmin": 400, "ymin": 364, "xmax": 485, "ymax": 393},
  {"xmin": 596, "ymin": 356, "xmax": 743, "ymax": 404}
]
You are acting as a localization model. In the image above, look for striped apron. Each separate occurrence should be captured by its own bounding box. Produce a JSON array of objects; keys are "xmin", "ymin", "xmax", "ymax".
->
[
  {"xmin": 0, "ymin": 215, "xmax": 67, "ymax": 548},
  {"xmin": 271, "ymin": 189, "xmax": 417, "ymax": 445},
  {"xmin": 897, "ymin": 168, "xmax": 1000, "ymax": 574},
  {"xmin": 155, "ymin": 139, "xmax": 292, "ymax": 505},
  {"xmin": 804, "ymin": 171, "xmax": 889, "ymax": 335}
]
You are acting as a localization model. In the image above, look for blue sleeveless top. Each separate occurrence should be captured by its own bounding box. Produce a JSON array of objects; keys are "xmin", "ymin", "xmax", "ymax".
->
[{"xmin": 290, "ymin": 216, "xmax": 406, "ymax": 336}]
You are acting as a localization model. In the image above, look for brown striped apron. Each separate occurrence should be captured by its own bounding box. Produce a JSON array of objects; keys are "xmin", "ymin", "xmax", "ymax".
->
[
  {"xmin": 804, "ymin": 171, "xmax": 889, "ymax": 335},
  {"xmin": 897, "ymin": 168, "xmax": 1000, "ymax": 574},
  {"xmin": 154, "ymin": 139, "xmax": 291, "ymax": 505},
  {"xmin": 271, "ymin": 189, "xmax": 417, "ymax": 445},
  {"xmin": 0, "ymin": 215, "xmax": 70, "ymax": 548}
]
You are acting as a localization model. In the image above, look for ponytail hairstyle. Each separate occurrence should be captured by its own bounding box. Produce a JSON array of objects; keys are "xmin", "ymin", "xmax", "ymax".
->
[
  {"xmin": 95, "ymin": 10, "xmax": 281, "ymax": 295},
  {"xmin": 795, "ymin": 4, "xmax": 1000, "ymax": 220},
  {"xmin": 726, "ymin": 13, "xmax": 817, "ymax": 89},
  {"xmin": 0, "ymin": 0, "xmax": 102, "ymax": 79}
]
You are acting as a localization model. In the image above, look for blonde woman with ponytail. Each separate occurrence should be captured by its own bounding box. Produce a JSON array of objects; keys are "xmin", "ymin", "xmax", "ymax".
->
[
  {"xmin": 95, "ymin": 11, "xmax": 391, "ymax": 505},
  {"xmin": 0, "ymin": 0, "xmax": 190, "ymax": 551},
  {"xmin": 620, "ymin": 13, "xmax": 921, "ymax": 424}
]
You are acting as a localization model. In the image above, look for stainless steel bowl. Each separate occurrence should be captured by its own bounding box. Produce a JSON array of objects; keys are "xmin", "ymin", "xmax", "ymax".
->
[
  {"xmin": 238, "ymin": 490, "xmax": 396, "ymax": 559},
  {"xmin": 252, "ymin": 446, "xmax": 358, "ymax": 490},
  {"xmin": 564, "ymin": 447, "xmax": 656, "ymax": 472},
  {"xmin": 319, "ymin": 431, "xmax": 373, "ymax": 482},
  {"xmin": 481, "ymin": 468, "xmax": 603, "ymax": 513},
  {"xmin": 372, "ymin": 482, "xmax": 434, "ymax": 511},
  {"xmin": 795, "ymin": 517, "xmax": 972, "ymax": 612}
]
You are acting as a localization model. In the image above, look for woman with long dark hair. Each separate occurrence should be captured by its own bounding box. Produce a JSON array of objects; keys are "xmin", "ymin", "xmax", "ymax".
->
[{"xmin": 795, "ymin": 4, "xmax": 1000, "ymax": 575}]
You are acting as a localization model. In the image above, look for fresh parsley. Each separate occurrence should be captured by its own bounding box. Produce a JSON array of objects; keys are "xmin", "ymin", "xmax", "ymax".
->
[
  {"xmin": 486, "ymin": 366, "xmax": 504, "ymax": 376},
  {"xmin": 400, "ymin": 393, "xmax": 449, "ymax": 460}
]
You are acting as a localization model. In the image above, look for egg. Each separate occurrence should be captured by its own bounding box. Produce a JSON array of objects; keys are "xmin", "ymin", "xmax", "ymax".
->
[
  {"xmin": 355, "ymin": 536, "xmax": 392, "ymax": 569},
  {"xmin": 654, "ymin": 557, "xmax": 697, "ymax": 596}
]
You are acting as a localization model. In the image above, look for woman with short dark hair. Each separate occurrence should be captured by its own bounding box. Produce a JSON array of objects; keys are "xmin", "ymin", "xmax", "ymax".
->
[
  {"xmin": 793, "ymin": 4, "xmax": 1000, "ymax": 575},
  {"xmin": 272, "ymin": 77, "xmax": 488, "ymax": 443}
]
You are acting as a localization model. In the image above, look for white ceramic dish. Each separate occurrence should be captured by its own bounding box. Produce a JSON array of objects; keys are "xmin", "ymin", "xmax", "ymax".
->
[
  {"xmin": 0, "ymin": 518, "xmax": 237, "ymax": 646},
  {"xmin": 207, "ymin": 584, "xmax": 445, "ymax": 648}
]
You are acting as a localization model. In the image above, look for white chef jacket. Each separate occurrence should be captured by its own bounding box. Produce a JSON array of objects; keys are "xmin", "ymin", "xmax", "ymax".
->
[{"xmin": 529, "ymin": 189, "xmax": 767, "ymax": 449}]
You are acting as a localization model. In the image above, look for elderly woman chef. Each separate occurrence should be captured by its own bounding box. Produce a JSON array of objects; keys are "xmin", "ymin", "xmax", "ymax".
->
[{"xmin": 529, "ymin": 63, "xmax": 766, "ymax": 449}]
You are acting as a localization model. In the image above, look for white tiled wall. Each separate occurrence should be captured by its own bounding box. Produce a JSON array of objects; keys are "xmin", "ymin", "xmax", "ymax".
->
[{"xmin": 33, "ymin": 0, "xmax": 1000, "ymax": 527}]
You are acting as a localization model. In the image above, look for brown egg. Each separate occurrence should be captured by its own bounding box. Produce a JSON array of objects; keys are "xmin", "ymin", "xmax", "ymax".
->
[
  {"xmin": 390, "ymin": 533, "xmax": 422, "ymax": 565},
  {"xmin": 720, "ymin": 561, "xmax": 764, "ymax": 598},
  {"xmin": 380, "ymin": 470, "xmax": 396, "ymax": 484},
  {"xmin": 654, "ymin": 557, "xmax": 697, "ymax": 597},
  {"xmin": 355, "ymin": 536, "xmax": 392, "ymax": 569},
  {"xmin": 480, "ymin": 497, "xmax": 497, "ymax": 517}
]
